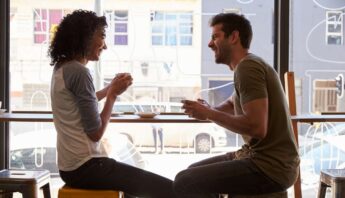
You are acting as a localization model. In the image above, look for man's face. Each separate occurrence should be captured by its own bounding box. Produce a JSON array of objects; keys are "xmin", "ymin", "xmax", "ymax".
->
[{"xmin": 208, "ymin": 24, "xmax": 232, "ymax": 65}]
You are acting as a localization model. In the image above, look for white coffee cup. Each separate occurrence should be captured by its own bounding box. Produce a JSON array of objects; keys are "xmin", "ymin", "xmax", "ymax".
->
[{"xmin": 0, "ymin": 101, "xmax": 2, "ymax": 109}]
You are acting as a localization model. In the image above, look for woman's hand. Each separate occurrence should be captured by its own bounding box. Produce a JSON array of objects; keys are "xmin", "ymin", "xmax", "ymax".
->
[{"xmin": 107, "ymin": 73, "xmax": 133, "ymax": 99}]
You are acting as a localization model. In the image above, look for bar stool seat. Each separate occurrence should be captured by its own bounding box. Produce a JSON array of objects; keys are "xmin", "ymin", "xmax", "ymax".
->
[
  {"xmin": 317, "ymin": 169, "xmax": 345, "ymax": 198},
  {"xmin": 227, "ymin": 190, "xmax": 287, "ymax": 198},
  {"xmin": 0, "ymin": 169, "xmax": 51, "ymax": 198},
  {"xmin": 58, "ymin": 186, "xmax": 120, "ymax": 198}
]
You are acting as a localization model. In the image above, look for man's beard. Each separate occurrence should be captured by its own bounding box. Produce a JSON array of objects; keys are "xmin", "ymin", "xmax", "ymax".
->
[{"xmin": 215, "ymin": 45, "xmax": 231, "ymax": 64}]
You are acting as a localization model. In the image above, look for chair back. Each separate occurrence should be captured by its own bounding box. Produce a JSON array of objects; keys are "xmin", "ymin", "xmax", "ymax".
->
[{"xmin": 284, "ymin": 71, "xmax": 302, "ymax": 198}]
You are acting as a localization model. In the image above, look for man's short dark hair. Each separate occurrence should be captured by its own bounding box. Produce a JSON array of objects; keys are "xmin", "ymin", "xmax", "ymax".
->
[
  {"xmin": 48, "ymin": 10, "xmax": 107, "ymax": 66},
  {"xmin": 210, "ymin": 13, "xmax": 252, "ymax": 49}
]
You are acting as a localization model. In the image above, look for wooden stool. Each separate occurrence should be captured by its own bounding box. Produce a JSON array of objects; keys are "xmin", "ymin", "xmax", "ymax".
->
[
  {"xmin": 58, "ymin": 186, "xmax": 120, "ymax": 198},
  {"xmin": 317, "ymin": 169, "xmax": 345, "ymax": 198},
  {"xmin": 220, "ymin": 191, "xmax": 288, "ymax": 198},
  {"xmin": 0, "ymin": 169, "xmax": 51, "ymax": 198},
  {"xmin": 231, "ymin": 191, "xmax": 288, "ymax": 198}
]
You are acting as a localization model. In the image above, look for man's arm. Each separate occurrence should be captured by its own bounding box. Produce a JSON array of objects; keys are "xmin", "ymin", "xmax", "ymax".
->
[
  {"xmin": 210, "ymin": 98, "xmax": 268, "ymax": 139},
  {"xmin": 196, "ymin": 97, "xmax": 234, "ymax": 115},
  {"xmin": 182, "ymin": 97, "xmax": 268, "ymax": 139},
  {"xmin": 214, "ymin": 96, "xmax": 235, "ymax": 115}
]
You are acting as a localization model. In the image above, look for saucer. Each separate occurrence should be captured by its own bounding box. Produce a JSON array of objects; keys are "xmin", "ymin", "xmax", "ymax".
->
[
  {"xmin": 112, "ymin": 112, "xmax": 124, "ymax": 116},
  {"xmin": 135, "ymin": 112, "xmax": 159, "ymax": 118}
]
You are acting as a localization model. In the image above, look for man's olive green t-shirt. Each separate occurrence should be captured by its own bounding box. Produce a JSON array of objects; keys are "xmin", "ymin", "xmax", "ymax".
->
[{"xmin": 232, "ymin": 53, "xmax": 300, "ymax": 188}]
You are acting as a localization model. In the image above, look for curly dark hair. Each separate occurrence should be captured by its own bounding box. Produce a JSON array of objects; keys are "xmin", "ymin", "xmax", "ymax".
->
[
  {"xmin": 210, "ymin": 13, "xmax": 252, "ymax": 49},
  {"xmin": 48, "ymin": 10, "xmax": 107, "ymax": 66}
]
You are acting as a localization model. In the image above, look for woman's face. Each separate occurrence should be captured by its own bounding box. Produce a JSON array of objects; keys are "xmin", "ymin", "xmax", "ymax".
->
[{"xmin": 86, "ymin": 27, "xmax": 107, "ymax": 61}]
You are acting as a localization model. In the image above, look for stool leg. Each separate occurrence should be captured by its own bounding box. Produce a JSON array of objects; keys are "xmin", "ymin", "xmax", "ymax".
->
[
  {"xmin": 6, "ymin": 193, "xmax": 13, "ymax": 198},
  {"xmin": 20, "ymin": 184, "xmax": 38, "ymax": 198},
  {"xmin": 317, "ymin": 181, "xmax": 328, "ymax": 198},
  {"xmin": 41, "ymin": 183, "xmax": 51, "ymax": 198},
  {"xmin": 0, "ymin": 191, "xmax": 13, "ymax": 198},
  {"xmin": 332, "ymin": 182, "xmax": 345, "ymax": 198}
]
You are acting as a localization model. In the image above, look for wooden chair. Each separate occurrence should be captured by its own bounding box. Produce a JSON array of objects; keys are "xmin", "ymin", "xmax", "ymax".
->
[
  {"xmin": 0, "ymin": 169, "xmax": 51, "ymax": 198},
  {"xmin": 317, "ymin": 169, "xmax": 345, "ymax": 198},
  {"xmin": 284, "ymin": 71, "xmax": 302, "ymax": 198},
  {"xmin": 58, "ymin": 186, "xmax": 120, "ymax": 198}
]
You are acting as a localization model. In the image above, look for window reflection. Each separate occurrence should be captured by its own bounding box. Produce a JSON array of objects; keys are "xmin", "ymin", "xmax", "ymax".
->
[
  {"xmin": 7, "ymin": 0, "xmax": 298, "ymax": 196},
  {"xmin": 291, "ymin": 1, "xmax": 345, "ymax": 197},
  {"xmin": 105, "ymin": 10, "xmax": 128, "ymax": 45},
  {"xmin": 150, "ymin": 11, "xmax": 193, "ymax": 46},
  {"xmin": 326, "ymin": 10, "xmax": 343, "ymax": 45}
]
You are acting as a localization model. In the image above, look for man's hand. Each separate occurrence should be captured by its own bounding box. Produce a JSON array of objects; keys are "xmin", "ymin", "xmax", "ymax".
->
[
  {"xmin": 107, "ymin": 73, "xmax": 133, "ymax": 99},
  {"xmin": 181, "ymin": 99, "xmax": 211, "ymax": 120},
  {"xmin": 196, "ymin": 98, "xmax": 211, "ymax": 108}
]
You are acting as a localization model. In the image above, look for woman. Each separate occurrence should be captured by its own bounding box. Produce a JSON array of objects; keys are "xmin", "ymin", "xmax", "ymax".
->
[{"xmin": 49, "ymin": 10, "xmax": 175, "ymax": 198}]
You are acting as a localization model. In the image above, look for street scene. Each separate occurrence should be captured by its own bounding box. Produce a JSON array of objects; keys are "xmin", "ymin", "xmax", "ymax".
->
[{"xmin": 3, "ymin": 0, "xmax": 345, "ymax": 197}]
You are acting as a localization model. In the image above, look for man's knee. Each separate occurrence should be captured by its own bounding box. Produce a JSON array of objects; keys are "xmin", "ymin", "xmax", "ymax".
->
[
  {"xmin": 188, "ymin": 161, "xmax": 203, "ymax": 168},
  {"xmin": 173, "ymin": 170, "xmax": 193, "ymax": 194}
]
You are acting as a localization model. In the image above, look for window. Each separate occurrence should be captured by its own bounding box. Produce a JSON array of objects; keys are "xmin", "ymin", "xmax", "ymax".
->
[
  {"xmin": 141, "ymin": 62, "xmax": 149, "ymax": 76},
  {"xmin": 151, "ymin": 11, "xmax": 193, "ymax": 46},
  {"xmin": 291, "ymin": 2, "xmax": 345, "ymax": 195},
  {"xmin": 326, "ymin": 11, "xmax": 343, "ymax": 45},
  {"xmin": 33, "ymin": 9, "xmax": 69, "ymax": 44},
  {"xmin": 104, "ymin": 10, "xmax": 128, "ymax": 45},
  {"xmin": 222, "ymin": 8, "xmax": 241, "ymax": 14},
  {"xmin": 6, "ymin": 0, "xmax": 278, "ymax": 196},
  {"xmin": 313, "ymin": 80, "xmax": 338, "ymax": 113},
  {"xmin": 208, "ymin": 80, "xmax": 234, "ymax": 106}
]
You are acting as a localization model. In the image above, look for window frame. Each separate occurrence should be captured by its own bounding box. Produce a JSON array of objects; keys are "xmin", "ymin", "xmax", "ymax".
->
[
  {"xmin": 104, "ymin": 10, "xmax": 129, "ymax": 46},
  {"xmin": 0, "ymin": 0, "xmax": 289, "ymax": 170},
  {"xmin": 326, "ymin": 10, "xmax": 343, "ymax": 45},
  {"xmin": 33, "ymin": 9, "xmax": 67, "ymax": 44},
  {"xmin": 150, "ymin": 11, "xmax": 193, "ymax": 46},
  {"xmin": 313, "ymin": 80, "xmax": 338, "ymax": 112}
]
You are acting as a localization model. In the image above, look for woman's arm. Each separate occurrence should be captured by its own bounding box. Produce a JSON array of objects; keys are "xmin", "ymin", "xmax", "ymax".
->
[
  {"xmin": 96, "ymin": 85, "xmax": 109, "ymax": 101},
  {"xmin": 87, "ymin": 73, "xmax": 133, "ymax": 142}
]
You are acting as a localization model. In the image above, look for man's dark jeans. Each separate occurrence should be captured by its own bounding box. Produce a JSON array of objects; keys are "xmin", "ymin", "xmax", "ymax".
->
[{"xmin": 173, "ymin": 153, "xmax": 285, "ymax": 198}]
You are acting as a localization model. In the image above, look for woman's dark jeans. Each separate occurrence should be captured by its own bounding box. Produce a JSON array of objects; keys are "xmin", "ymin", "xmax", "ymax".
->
[{"xmin": 60, "ymin": 157, "xmax": 175, "ymax": 198}]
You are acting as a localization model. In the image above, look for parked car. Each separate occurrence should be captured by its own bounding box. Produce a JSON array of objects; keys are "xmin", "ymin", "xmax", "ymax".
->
[
  {"xmin": 9, "ymin": 129, "xmax": 146, "ymax": 176},
  {"xmin": 110, "ymin": 102, "xmax": 227, "ymax": 153},
  {"xmin": 107, "ymin": 122, "xmax": 227, "ymax": 153}
]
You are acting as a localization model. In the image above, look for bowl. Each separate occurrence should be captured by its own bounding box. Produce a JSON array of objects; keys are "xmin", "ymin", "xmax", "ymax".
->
[
  {"xmin": 135, "ymin": 112, "xmax": 159, "ymax": 118},
  {"xmin": 0, "ymin": 109, "xmax": 6, "ymax": 114}
]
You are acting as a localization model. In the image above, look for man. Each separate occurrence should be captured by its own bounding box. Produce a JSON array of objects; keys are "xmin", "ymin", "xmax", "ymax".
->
[
  {"xmin": 173, "ymin": 13, "xmax": 299, "ymax": 197},
  {"xmin": 152, "ymin": 124, "xmax": 164, "ymax": 154}
]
